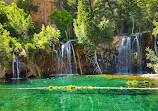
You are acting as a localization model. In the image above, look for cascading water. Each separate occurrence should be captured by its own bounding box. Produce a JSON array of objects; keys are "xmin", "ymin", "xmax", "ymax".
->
[
  {"xmin": 52, "ymin": 40, "xmax": 78, "ymax": 74},
  {"xmin": 116, "ymin": 33, "xmax": 142, "ymax": 74},
  {"xmin": 135, "ymin": 34, "xmax": 142, "ymax": 74},
  {"xmin": 12, "ymin": 54, "xmax": 21, "ymax": 79},
  {"xmin": 61, "ymin": 41, "xmax": 72, "ymax": 74},
  {"xmin": 70, "ymin": 43, "xmax": 77, "ymax": 73}
]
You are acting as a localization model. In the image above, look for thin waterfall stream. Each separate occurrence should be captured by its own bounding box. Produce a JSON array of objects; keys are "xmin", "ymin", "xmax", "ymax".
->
[
  {"xmin": 154, "ymin": 36, "xmax": 158, "ymax": 56},
  {"xmin": 12, "ymin": 54, "xmax": 21, "ymax": 79},
  {"xmin": 116, "ymin": 34, "xmax": 142, "ymax": 74}
]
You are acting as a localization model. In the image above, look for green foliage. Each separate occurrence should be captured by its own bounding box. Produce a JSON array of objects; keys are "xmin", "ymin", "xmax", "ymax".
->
[
  {"xmin": 120, "ymin": 0, "xmax": 145, "ymax": 33},
  {"xmin": 74, "ymin": 0, "xmax": 93, "ymax": 45},
  {"xmin": 90, "ymin": 20, "xmax": 113, "ymax": 46},
  {"xmin": 33, "ymin": 24, "xmax": 60, "ymax": 50},
  {"xmin": 76, "ymin": 0, "xmax": 92, "ymax": 25},
  {"xmin": 0, "ymin": 11, "xmax": 8, "ymax": 25},
  {"xmin": 24, "ymin": 43, "xmax": 35, "ymax": 58},
  {"xmin": 50, "ymin": 9, "xmax": 73, "ymax": 39},
  {"xmin": 0, "ymin": 2, "xmax": 36, "ymax": 59},
  {"xmin": 126, "ymin": 80, "xmax": 137, "ymax": 85},
  {"xmin": 74, "ymin": 0, "xmax": 113, "ymax": 47},
  {"xmin": 62, "ymin": 0, "xmax": 77, "ymax": 15},
  {"xmin": 153, "ymin": 21, "xmax": 158, "ymax": 36},
  {"xmin": 0, "ymin": 1, "xmax": 61, "ymax": 61},
  {"xmin": 146, "ymin": 47, "xmax": 158, "ymax": 73},
  {"xmin": 17, "ymin": 0, "xmax": 31, "ymax": 12},
  {"xmin": 3, "ymin": 3, "xmax": 35, "ymax": 40},
  {"xmin": 0, "ymin": 23, "xmax": 12, "ymax": 62},
  {"xmin": 94, "ymin": 0, "xmax": 144, "ymax": 34},
  {"xmin": 126, "ymin": 80, "xmax": 151, "ymax": 88},
  {"xmin": 136, "ymin": 0, "xmax": 158, "ymax": 22},
  {"xmin": 0, "ymin": 1, "xmax": 62, "ymax": 69},
  {"xmin": 126, "ymin": 80, "xmax": 138, "ymax": 87},
  {"xmin": 136, "ymin": 0, "xmax": 158, "ymax": 33},
  {"xmin": 0, "ymin": 2, "xmax": 37, "ymax": 60},
  {"xmin": 0, "ymin": 1, "xmax": 8, "ymax": 25}
]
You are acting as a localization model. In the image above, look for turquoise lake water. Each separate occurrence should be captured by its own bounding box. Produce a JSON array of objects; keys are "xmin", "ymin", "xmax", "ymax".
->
[{"xmin": 0, "ymin": 75, "xmax": 158, "ymax": 111}]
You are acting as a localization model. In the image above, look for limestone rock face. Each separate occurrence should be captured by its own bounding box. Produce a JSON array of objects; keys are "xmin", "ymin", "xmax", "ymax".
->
[
  {"xmin": 30, "ymin": 0, "xmax": 62, "ymax": 25},
  {"xmin": 26, "ymin": 62, "xmax": 41, "ymax": 78},
  {"xmin": 39, "ymin": 51, "xmax": 54, "ymax": 76},
  {"xmin": 0, "ymin": 63, "xmax": 12, "ymax": 79},
  {"xmin": 19, "ymin": 61, "xmax": 41, "ymax": 78},
  {"xmin": 0, "ymin": 65, "xmax": 6, "ymax": 79}
]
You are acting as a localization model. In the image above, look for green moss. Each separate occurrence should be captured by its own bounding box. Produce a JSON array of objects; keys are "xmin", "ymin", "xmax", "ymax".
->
[{"xmin": 0, "ymin": 79, "xmax": 5, "ymax": 83}]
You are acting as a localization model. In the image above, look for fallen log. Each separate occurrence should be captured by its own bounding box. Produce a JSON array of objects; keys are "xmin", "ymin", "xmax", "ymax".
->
[{"xmin": 0, "ymin": 87, "xmax": 158, "ymax": 90}]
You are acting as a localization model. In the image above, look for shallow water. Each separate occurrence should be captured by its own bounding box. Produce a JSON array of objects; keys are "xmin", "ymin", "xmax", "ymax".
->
[{"xmin": 0, "ymin": 75, "xmax": 158, "ymax": 111}]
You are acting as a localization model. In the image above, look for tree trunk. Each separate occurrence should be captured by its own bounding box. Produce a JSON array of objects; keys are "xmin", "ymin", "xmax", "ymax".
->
[
  {"xmin": 77, "ymin": 52, "xmax": 83, "ymax": 75},
  {"xmin": 132, "ymin": 18, "xmax": 135, "ymax": 34},
  {"xmin": 115, "ymin": 22, "xmax": 120, "ymax": 35},
  {"xmin": 139, "ymin": 25, "xmax": 141, "ymax": 33},
  {"xmin": 107, "ymin": 0, "xmax": 120, "ymax": 35}
]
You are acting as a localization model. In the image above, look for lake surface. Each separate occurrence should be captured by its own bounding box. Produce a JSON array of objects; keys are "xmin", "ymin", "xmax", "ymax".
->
[{"xmin": 0, "ymin": 75, "xmax": 158, "ymax": 111}]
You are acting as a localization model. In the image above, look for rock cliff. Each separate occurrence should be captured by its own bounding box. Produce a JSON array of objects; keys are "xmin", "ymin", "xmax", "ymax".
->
[{"xmin": 30, "ymin": 0, "xmax": 62, "ymax": 25}]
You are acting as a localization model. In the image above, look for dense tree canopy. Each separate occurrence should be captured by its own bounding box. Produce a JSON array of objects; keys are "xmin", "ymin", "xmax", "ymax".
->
[
  {"xmin": 0, "ymin": 1, "xmax": 61, "ymax": 62},
  {"xmin": 16, "ymin": 0, "xmax": 31, "ymax": 13},
  {"xmin": 50, "ymin": 9, "xmax": 73, "ymax": 40},
  {"xmin": 94, "ymin": 0, "xmax": 145, "ymax": 34},
  {"xmin": 33, "ymin": 24, "xmax": 60, "ymax": 50},
  {"xmin": 1, "ymin": 3, "xmax": 35, "ymax": 41},
  {"xmin": 0, "ymin": 23, "xmax": 12, "ymax": 62},
  {"xmin": 74, "ymin": 0, "xmax": 113, "ymax": 48},
  {"xmin": 74, "ymin": 0, "xmax": 92, "ymax": 44}
]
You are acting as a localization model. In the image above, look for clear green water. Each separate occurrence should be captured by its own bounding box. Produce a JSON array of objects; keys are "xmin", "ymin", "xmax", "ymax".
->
[{"xmin": 0, "ymin": 75, "xmax": 158, "ymax": 111}]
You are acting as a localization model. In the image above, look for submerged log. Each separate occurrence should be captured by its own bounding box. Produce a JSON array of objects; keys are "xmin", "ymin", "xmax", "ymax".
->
[{"xmin": 1, "ymin": 87, "xmax": 158, "ymax": 90}]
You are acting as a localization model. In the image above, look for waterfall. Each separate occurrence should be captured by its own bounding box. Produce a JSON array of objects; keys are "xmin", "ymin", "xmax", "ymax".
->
[
  {"xmin": 61, "ymin": 41, "xmax": 72, "ymax": 74},
  {"xmin": 52, "ymin": 40, "xmax": 78, "ymax": 74},
  {"xmin": 52, "ymin": 44, "xmax": 58, "ymax": 72},
  {"xmin": 116, "ymin": 37, "xmax": 132, "ymax": 74},
  {"xmin": 116, "ymin": 33, "xmax": 142, "ymax": 74},
  {"xmin": 135, "ymin": 34, "xmax": 142, "ymax": 74},
  {"xmin": 12, "ymin": 54, "xmax": 21, "ymax": 79},
  {"xmin": 71, "ymin": 43, "xmax": 77, "ymax": 73}
]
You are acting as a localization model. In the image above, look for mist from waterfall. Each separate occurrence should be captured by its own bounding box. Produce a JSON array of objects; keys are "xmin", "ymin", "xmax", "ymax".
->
[{"xmin": 116, "ymin": 33, "xmax": 142, "ymax": 74}]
